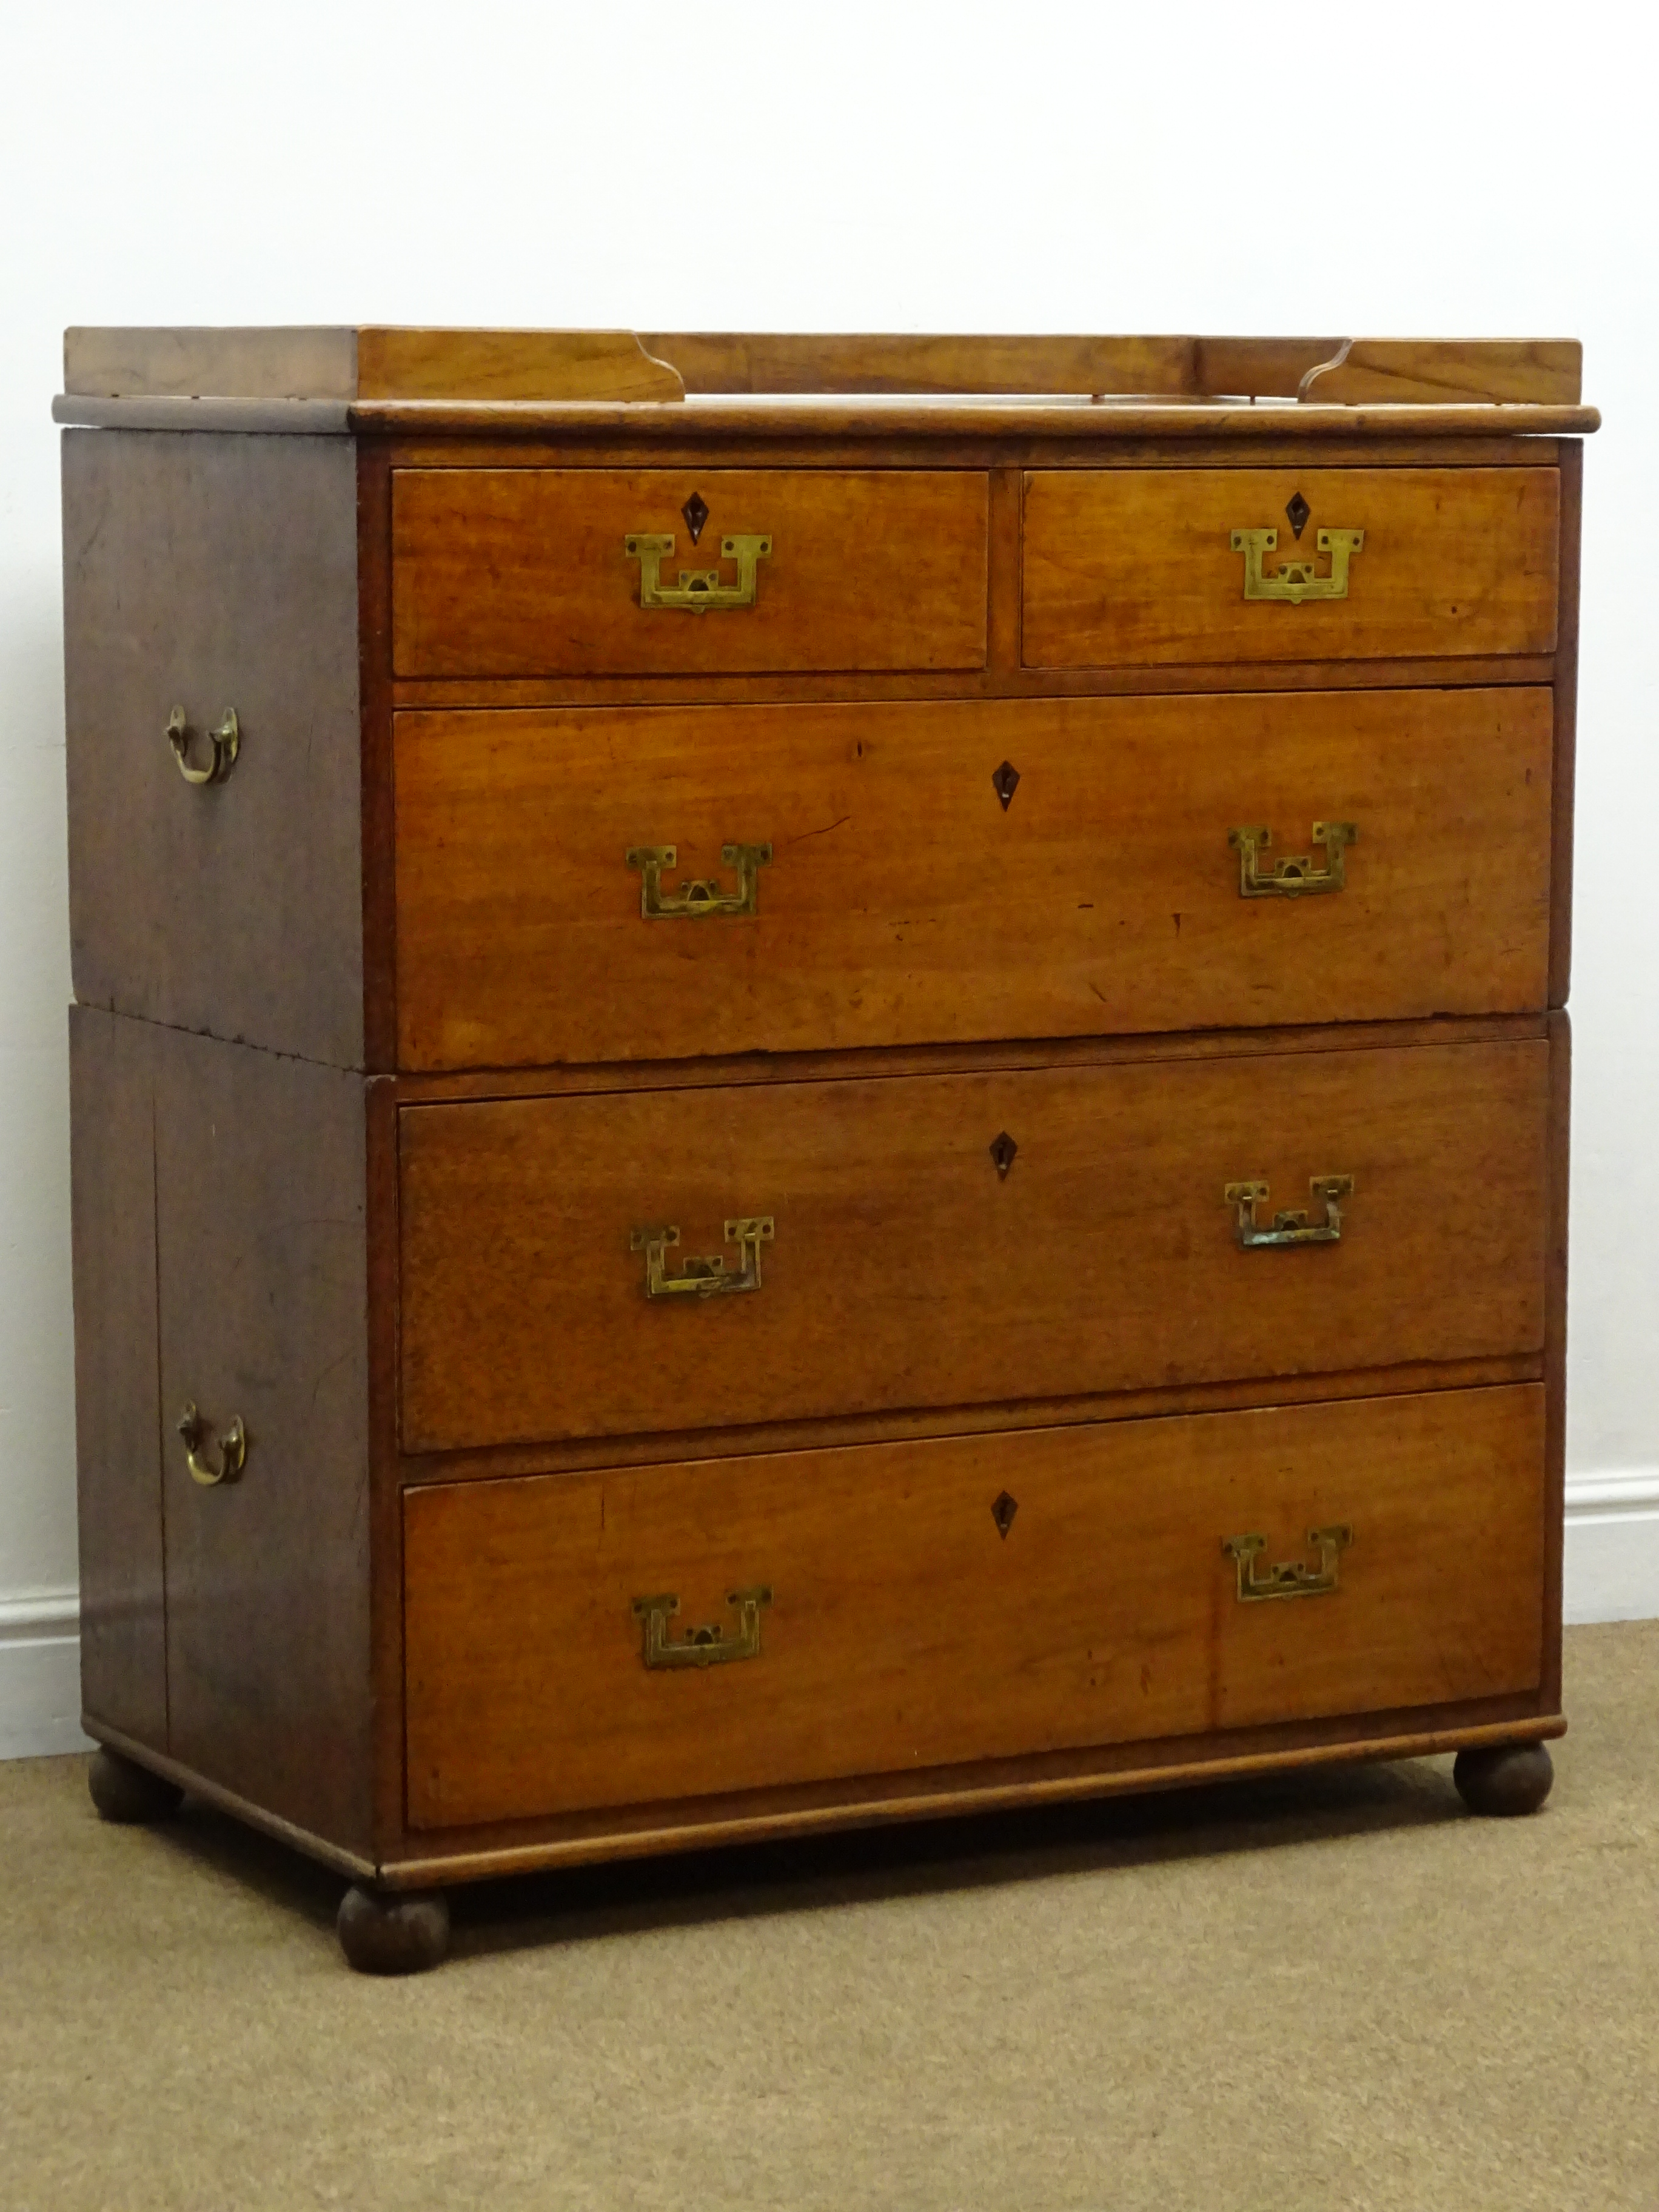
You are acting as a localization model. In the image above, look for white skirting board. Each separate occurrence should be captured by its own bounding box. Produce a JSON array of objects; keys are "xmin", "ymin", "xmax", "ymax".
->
[
  {"xmin": 0, "ymin": 1592, "xmax": 94, "ymax": 1761},
  {"xmin": 1561, "ymin": 1469, "xmax": 1659, "ymax": 1624},
  {"xmin": 2, "ymin": 1476, "xmax": 1657, "ymax": 1758}
]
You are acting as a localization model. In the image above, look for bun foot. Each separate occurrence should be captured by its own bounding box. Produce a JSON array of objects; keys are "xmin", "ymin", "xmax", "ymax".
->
[
  {"xmin": 1453, "ymin": 1741, "xmax": 1555, "ymax": 1817},
  {"xmin": 88, "ymin": 1746, "xmax": 184, "ymax": 1824},
  {"xmin": 337, "ymin": 1884, "xmax": 450, "ymax": 1974}
]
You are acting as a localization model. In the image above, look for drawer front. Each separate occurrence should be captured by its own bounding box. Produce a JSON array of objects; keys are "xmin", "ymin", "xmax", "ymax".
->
[
  {"xmin": 398, "ymin": 1036, "xmax": 1549, "ymax": 1453},
  {"xmin": 394, "ymin": 688, "xmax": 1552, "ymax": 1071},
  {"xmin": 391, "ymin": 469, "xmax": 990, "ymax": 677},
  {"xmin": 1022, "ymin": 468, "xmax": 1560, "ymax": 668},
  {"xmin": 403, "ymin": 1384, "xmax": 1547, "ymax": 1829}
]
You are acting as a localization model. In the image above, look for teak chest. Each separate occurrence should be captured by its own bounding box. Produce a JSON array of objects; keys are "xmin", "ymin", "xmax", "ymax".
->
[{"xmin": 59, "ymin": 327, "xmax": 1595, "ymax": 1971}]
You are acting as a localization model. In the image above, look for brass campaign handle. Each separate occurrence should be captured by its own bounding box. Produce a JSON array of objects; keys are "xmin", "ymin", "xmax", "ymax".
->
[
  {"xmin": 1223, "ymin": 1526, "xmax": 1352, "ymax": 1601},
  {"xmin": 632, "ymin": 1587, "xmax": 773, "ymax": 1669},
  {"xmin": 624, "ymin": 531, "xmax": 772, "ymax": 611},
  {"xmin": 1229, "ymin": 821, "xmax": 1357, "ymax": 897},
  {"xmin": 166, "ymin": 706, "xmax": 240, "ymax": 786},
  {"xmin": 1225, "ymin": 1176, "xmax": 1353, "ymax": 1249},
  {"xmin": 626, "ymin": 842, "xmax": 772, "ymax": 918},
  {"xmin": 1231, "ymin": 527, "xmax": 1364, "ymax": 603},
  {"xmin": 176, "ymin": 1400, "xmax": 247, "ymax": 1487},
  {"xmin": 632, "ymin": 1217, "xmax": 774, "ymax": 1299}
]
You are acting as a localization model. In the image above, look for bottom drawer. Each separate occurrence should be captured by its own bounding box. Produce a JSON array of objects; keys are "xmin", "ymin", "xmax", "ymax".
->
[{"xmin": 403, "ymin": 1385, "xmax": 1546, "ymax": 1831}]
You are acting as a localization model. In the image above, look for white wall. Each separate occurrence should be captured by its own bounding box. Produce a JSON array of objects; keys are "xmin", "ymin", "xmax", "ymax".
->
[{"xmin": 2, "ymin": 0, "xmax": 1657, "ymax": 1752}]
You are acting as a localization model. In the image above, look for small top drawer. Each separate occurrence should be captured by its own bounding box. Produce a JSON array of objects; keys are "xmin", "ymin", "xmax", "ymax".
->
[
  {"xmin": 1022, "ymin": 467, "xmax": 1560, "ymax": 669},
  {"xmin": 392, "ymin": 468, "xmax": 990, "ymax": 679}
]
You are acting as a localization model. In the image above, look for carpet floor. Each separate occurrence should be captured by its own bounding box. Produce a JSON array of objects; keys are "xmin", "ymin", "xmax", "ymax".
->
[{"xmin": 2, "ymin": 1623, "xmax": 1657, "ymax": 2210}]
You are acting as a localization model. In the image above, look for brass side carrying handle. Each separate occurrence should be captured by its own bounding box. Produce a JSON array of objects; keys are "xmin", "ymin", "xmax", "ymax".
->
[
  {"xmin": 1225, "ymin": 1175, "xmax": 1353, "ymax": 1248},
  {"xmin": 632, "ymin": 1587, "xmax": 773, "ymax": 1669},
  {"xmin": 626, "ymin": 842, "xmax": 772, "ymax": 919},
  {"xmin": 176, "ymin": 1400, "xmax": 247, "ymax": 1487},
  {"xmin": 1223, "ymin": 1526, "xmax": 1352, "ymax": 1601},
  {"xmin": 166, "ymin": 706, "xmax": 240, "ymax": 785},
  {"xmin": 1228, "ymin": 821, "xmax": 1357, "ymax": 897},
  {"xmin": 632, "ymin": 1217, "xmax": 774, "ymax": 1299},
  {"xmin": 1231, "ymin": 527, "xmax": 1364, "ymax": 603},
  {"xmin": 624, "ymin": 531, "xmax": 772, "ymax": 612}
]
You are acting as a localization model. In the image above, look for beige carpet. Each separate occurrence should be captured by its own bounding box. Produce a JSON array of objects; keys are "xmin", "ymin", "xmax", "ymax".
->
[{"xmin": 4, "ymin": 1624, "xmax": 1657, "ymax": 2211}]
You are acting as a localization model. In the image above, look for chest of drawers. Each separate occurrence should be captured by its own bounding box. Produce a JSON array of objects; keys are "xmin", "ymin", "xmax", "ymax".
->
[{"xmin": 59, "ymin": 327, "xmax": 1595, "ymax": 1971}]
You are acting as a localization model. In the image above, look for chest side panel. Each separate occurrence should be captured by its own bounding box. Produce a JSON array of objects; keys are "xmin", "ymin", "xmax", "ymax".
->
[{"xmin": 63, "ymin": 428, "xmax": 364, "ymax": 1068}]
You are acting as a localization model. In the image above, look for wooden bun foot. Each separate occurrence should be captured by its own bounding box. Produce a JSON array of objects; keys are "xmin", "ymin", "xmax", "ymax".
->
[
  {"xmin": 337, "ymin": 1884, "xmax": 450, "ymax": 1974},
  {"xmin": 87, "ymin": 1746, "xmax": 184, "ymax": 1824},
  {"xmin": 1453, "ymin": 1741, "xmax": 1555, "ymax": 1817}
]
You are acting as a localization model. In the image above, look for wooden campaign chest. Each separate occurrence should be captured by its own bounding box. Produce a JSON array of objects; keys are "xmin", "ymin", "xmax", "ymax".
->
[{"xmin": 59, "ymin": 327, "xmax": 1595, "ymax": 1971}]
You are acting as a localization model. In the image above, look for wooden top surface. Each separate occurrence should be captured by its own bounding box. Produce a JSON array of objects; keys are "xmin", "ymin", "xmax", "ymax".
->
[{"xmin": 55, "ymin": 328, "xmax": 1597, "ymax": 438}]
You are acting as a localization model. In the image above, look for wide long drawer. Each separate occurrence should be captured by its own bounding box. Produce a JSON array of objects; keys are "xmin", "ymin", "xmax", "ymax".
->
[
  {"xmin": 1022, "ymin": 468, "xmax": 1560, "ymax": 668},
  {"xmin": 403, "ymin": 1384, "xmax": 1547, "ymax": 1829},
  {"xmin": 394, "ymin": 688, "xmax": 1552, "ymax": 1070},
  {"xmin": 398, "ymin": 1034, "xmax": 1550, "ymax": 1453},
  {"xmin": 391, "ymin": 469, "xmax": 990, "ymax": 677}
]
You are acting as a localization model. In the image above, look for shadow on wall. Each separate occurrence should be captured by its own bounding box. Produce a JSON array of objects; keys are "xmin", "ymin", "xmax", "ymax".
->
[{"xmin": 0, "ymin": 561, "xmax": 78, "ymax": 1660}]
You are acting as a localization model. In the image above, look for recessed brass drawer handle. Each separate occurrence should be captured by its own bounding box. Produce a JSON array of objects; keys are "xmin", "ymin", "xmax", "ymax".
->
[
  {"xmin": 166, "ymin": 706, "xmax": 240, "ymax": 785},
  {"xmin": 626, "ymin": 842, "xmax": 772, "ymax": 919},
  {"xmin": 631, "ymin": 1217, "xmax": 774, "ymax": 1299},
  {"xmin": 1228, "ymin": 821, "xmax": 1356, "ymax": 897},
  {"xmin": 633, "ymin": 1587, "xmax": 773, "ymax": 1669},
  {"xmin": 1223, "ymin": 1526, "xmax": 1352, "ymax": 1601},
  {"xmin": 1225, "ymin": 1175, "xmax": 1353, "ymax": 1248},
  {"xmin": 176, "ymin": 1400, "xmax": 247, "ymax": 1487},
  {"xmin": 1231, "ymin": 526, "xmax": 1364, "ymax": 603},
  {"xmin": 624, "ymin": 531, "xmax": 772, "ymax": 612}
]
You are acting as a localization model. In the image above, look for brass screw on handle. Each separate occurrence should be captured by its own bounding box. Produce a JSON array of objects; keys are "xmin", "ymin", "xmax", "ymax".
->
[{"xmin": 177, "ymin": 1401, "xmax": 248, "ymax": 1487}]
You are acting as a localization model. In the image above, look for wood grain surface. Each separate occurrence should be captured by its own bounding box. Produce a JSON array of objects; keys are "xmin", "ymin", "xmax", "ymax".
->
[
  {"xmin": 403, "ymin": 1383, "xmax": 1546, "ymax": 1829},
  {"xmin": 152, "ymin": 1027, "xmax": 375, "ymax": 1855},
  {"xmin": 390, "ymin": 468, "xmax": 990, "ymax": 677},
  {"xmin": 62, "ymin": 429, "xmax": 366, "ymax": 1067},
  {"xmin": 63, "ymin": 325, "xmax": 685, "ymax": 404},
  {"xmin": 392, "ymin": 687, "xmax": 1553, "ymax": 1071},
  {"xmin": 352, "ymin": 401, "xmax": 1598, "ymax": 445},
  {"xmin": 69, "ymin": 1008, "xmax": 166, "ymax": 1746},
  {"xmin": 357, "ymin": 328, "xmax": 682, "ymax": 403},
  {"xmin": 1550, "ymin": 443, "xmax": 1583, "ymax": 1007},
  {"xmin": 1022, "ymin": 467, "xmax": 1560, "ymax": 668},
  {"xmin": 637, "ymin": 333, "xmax": 1342, "ymax": 398},
  {"xmin": 61, "ymin": 328, "xmax": 1583, "ymax": 407},
  {"xmin": 64, "ymin": 325, "xmax": 360, "ymax": 400},
  {"xmin": 398, "ymin": 1032, "xmax": 1550, "ymax": 1453},
  {"xmin": 1299, "ymin": 340, "xmax": 1581, "ymax": 407}
]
